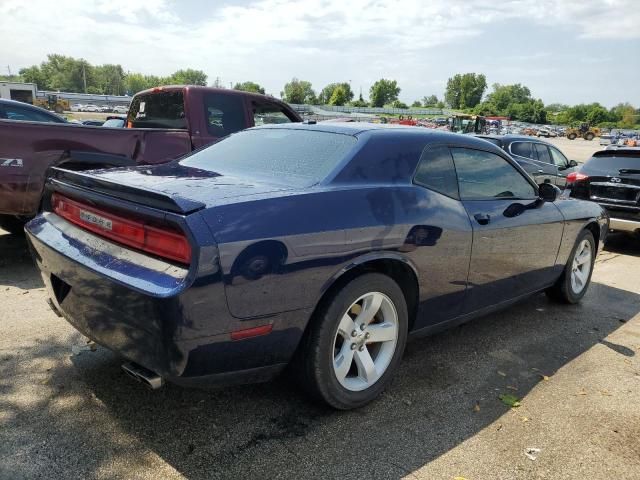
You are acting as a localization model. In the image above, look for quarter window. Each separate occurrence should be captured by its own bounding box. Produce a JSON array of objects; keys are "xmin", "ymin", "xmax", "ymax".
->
[
  {"xmin": 413, "ymin": 146, "xmax": 459, "ymax": 199},
  {"xmin": 451, "ymin": 148, "xmax": 536, "ymax": 200}
]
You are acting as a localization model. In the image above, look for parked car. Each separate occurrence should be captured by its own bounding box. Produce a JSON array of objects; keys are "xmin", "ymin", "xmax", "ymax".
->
[
  {"xmin": 81, "ymin": 119, "xmax": 104, "ymax": 127},
  {"xmin": 0, "ymin": 86, "xmax": 301, "ymax": 232},
  {"xmin": 99, "ymin": 105, "xmax": 112, "ymax": 113},
  {"xmin": 0, "ymin": 98, "xmax": 66, "ymax": 123},
  {"xmin": 102, "ymin": 116, "xmax": 125, "ymax": 128},
  {"xmin": 567, "ymin": 148, "xmax": 640, "ymax": 238},
  {"xmin": 536, "ymin": 128, "xmax": 557, "ymax": 138},
  {"xmin": 83, "ymin": 104, "xmax": 100, "ymax": 112},
  {"xmin": 25, "ymin": 124, "xmax": 607, "ymax": 409},
  {"xmin": 70, "ymin": 103, "xmax": 84, "ymax": 112},
  {"xmin": 477, "ymin": 135, "xmax": 578, "ymax": 187},
  {"xmin": 112, "ymin": 105, "xmax": 129, "ymax": 114}
]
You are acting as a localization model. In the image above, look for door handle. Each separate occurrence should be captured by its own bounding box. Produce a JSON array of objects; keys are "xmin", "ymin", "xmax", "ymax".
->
[
  {"xmin": 474, "ymin": 213, "xmax": 491, "ymax": 225},
  {"xmin": 537, "ymin": 169, "xmax": 544, "ymax": 173}
]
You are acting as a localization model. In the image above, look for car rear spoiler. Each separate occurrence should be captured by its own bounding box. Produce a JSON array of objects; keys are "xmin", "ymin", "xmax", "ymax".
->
[{"xmin": 47, "ymin": 167, "xmax": 206, "ymax": 215}]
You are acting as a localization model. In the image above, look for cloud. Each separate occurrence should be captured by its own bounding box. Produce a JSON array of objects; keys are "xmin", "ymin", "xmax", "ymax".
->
[{"xmin": 0, "ymin": 0, "xmax": 638, "ymax": 105}]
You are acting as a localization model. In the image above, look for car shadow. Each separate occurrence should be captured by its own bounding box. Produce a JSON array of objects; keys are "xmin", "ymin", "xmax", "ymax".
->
[
  {"xmin": 604, "ymin": 232, "xmax": 640, "ymax": 257},
  {"xmin": 1, "ymin": 277, "xmax": 638, "ymax": 479},
  {"xmin": 0, "ymin": 231, "xmax": 44, "ymax": 290}
]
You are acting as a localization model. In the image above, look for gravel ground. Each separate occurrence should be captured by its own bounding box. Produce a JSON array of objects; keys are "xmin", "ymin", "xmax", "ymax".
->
[
  {"xmin": 544, "ymin": 136, "xmax": 604, "ymax": 164},
  {"xmin": 1, "ymin": 228, "xmax": 639, "ymax": 480}
]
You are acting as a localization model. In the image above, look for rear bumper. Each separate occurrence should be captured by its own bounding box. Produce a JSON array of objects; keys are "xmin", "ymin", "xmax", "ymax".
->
[
  {"xmin": 25, "ymin": 213, "xmax": 309, "ymax": 386},
  {"xmin": 609, "ymin": 217, "xmax": 640, "ymax": 233}
]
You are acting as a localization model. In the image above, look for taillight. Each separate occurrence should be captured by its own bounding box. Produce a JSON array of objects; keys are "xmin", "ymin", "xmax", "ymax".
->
[
  {"xmin": 51, "ymin": 193, "xmax": 191, "ymax": 264},
  {"xmin": 566, "ymin": 172, "xmax": 589, "ymax": 184}
]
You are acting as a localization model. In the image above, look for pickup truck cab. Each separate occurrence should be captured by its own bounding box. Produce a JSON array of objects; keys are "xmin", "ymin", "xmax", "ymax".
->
[{"xmin": 0, "ymin": 86, "xmax": 301, "ymax": 233}]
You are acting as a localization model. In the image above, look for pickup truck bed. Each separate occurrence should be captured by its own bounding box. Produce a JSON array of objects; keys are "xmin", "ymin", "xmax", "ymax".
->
[{"xmin": 0, "ymin": 85, "xmax": 300, "ymax": 227}]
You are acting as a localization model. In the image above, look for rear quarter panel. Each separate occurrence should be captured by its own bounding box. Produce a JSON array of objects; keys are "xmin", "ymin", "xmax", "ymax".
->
[
  {"xmin": 202, "ymin": 185, "xmax": 473, "ymax": 327},
  {"xmin": 0, "ymin": 120, "xmax": 192, "ymax": 215}
]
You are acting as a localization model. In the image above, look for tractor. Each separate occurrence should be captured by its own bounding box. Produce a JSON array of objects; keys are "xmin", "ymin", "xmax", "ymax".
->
[
  {"xmin": 449, "ymin": 114, "xmax": 487, "ymax": 134},
  {"xmin": 566, "ymin": 123, "xmax": 600, "ymax": 141},
  {"xmin": 33, "ymin": 94, "xmax": 70, "ymax": 114}
]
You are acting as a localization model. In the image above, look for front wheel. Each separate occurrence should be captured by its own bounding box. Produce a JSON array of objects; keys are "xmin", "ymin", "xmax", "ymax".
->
[
  {"xmin": 546, "ymin": 229, "xmax": 595, "ymax": 303},
  {"xmin": 568, "ymin": 133, "xmax": 577, "ymax": 140},
  {"xmin": 584, "ymin": 132, "xmax": 595, "ymax": 141},
  {"xmin": 296, "ymin": 273, "xmax": 408, "ymax": 409}
]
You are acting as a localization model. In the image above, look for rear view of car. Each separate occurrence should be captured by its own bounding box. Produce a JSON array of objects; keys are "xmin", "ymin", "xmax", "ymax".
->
[{"xmin": 568, "ymin": 148, "xmax": 640, "ymax": 237}]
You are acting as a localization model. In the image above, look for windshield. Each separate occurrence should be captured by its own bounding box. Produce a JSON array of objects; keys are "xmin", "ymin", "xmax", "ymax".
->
[{"xmin": 181, "ymin": 128, "xmax": 357, "ymax": 186}]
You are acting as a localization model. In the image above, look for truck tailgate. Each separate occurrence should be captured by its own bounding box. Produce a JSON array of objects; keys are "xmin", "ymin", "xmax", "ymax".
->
[{"xmin": 0, "ymin": 120, "xmax": 192, "ymax": 216}]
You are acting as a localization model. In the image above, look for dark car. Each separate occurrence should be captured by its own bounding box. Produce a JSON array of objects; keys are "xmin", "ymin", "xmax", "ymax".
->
[
  {"xmin": 25, "ymin": 124, "xmax": 607, "ymax": 409},
  {"xmin": 0, "ymin": 98, "xmax": 66, "ymax": 123},
  {"xmin": 568, "ymin": 148, "xmax": 640, "ymax": 237},
  {"xmin": 81, "ymin": 119, "xmax": 105, "ymax": 127},
  {"xmin": 477, "ymin": 135, "xmax": 578, "ymax": 187}
]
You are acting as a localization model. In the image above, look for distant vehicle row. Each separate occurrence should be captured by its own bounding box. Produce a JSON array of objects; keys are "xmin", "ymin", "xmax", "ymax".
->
[{"xmin": 70, "ymin": 103, "xmax": 129, "ymax": 114}]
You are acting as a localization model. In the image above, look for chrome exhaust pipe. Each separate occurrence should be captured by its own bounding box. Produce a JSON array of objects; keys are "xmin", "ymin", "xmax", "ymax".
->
[{"xmin": 121, "ymin": 362, "xmax": 164, "ymax": 390}]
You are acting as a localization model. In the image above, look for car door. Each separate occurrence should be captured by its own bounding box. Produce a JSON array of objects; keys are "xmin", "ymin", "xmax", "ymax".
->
[
  {"xmin": 532, "ymin": 143, "xmax": 560, "ymax": 183},
  {"xmin": 451, "ymin": 147, "xmax": 564, "ymax": 314},
  {"xmin": 509, "ymin": 141, "xmax": 555, "ymax": 184},
  {"xmin": 548, "ymin": 145, "xmax": 576, "ymax": 188},
  {"xmin": 410, "ymin": 145, "xmax": 473, "ymax": 328}
]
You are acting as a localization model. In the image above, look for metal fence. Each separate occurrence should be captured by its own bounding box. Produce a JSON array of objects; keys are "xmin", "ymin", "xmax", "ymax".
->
[{"xmin": 289, "ymin": 104, "xmax": 448, "ymax": 116}]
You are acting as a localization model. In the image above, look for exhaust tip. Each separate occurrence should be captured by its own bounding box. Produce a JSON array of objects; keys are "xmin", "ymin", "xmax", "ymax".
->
[{"xmin": 121, "ymin": 362, "xmax": 164, "ymax": 390}]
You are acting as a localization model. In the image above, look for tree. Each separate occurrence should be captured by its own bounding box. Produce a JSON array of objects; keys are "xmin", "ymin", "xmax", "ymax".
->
[
  {"xmin": 485, "ymin": 83, "xmax": 531, "ymax": 112},
  {"xmin": 318, "ymin": 82, "xmax": 354, "ymax": 105},
  {"xmin": 411, "ymin": 100, "xmax": 422, "ymax": 108},
  {"xmin": 233, "ymin": 81, "xmax": 265, "ymax": 94},
  {"xmin": 391, "ymin": 100, "xmax": 408, "ymax": 109},
  {"xmin": 422, "ymin": 95, "xmax": 438, "ymax": 107},
  {"xmin": 124, "ymin": 73, "xmax": 163, "ymax": 94},
  {"xmin": 328, "ymin": 85, "xmax": 349, "ymax": 106},
  {"xmin": 93, "ymin": 64, "xmax": 125, "ymax": 94},
  {"xmin": 168, "ymin": 69, "xmax": 207, "ymax": 85},
  {"xmin": 369, "ymin": 79, "xmax": 400, "ymax": 108},
  {"xmin": 281, "ymin": 78, "xmax": 316, "ymax": 104},
  {"xmin": 350, "ymin": 93, "xmax": 368, "ymax": 107},
  {"xmin": 445, "ymin": 73, "xmax": 486, "ymax": 109}
]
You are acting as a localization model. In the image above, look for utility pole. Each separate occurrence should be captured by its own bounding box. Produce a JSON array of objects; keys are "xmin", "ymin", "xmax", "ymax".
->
[
  {"xmin": 7, "ymin": 65, "xmax": 11, "ymax": 76},
  {"xmin": 82, "ymin": 64, "xmax": 87, "ymax": 93}
]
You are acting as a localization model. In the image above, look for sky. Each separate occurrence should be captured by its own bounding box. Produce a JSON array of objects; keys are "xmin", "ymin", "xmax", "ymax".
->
[{"xmin": 0, "ymin": 0, "xmax": 638, "ymax": 107}]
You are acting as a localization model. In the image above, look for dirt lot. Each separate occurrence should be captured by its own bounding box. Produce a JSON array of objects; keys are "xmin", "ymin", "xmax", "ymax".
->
[
  {"xmin": 1, "ymin": 225, "xmax": 639, "ymax": 479},
  {"xmin": 544, "ymin": 136, "xmax": 603, "ymax": 163}
]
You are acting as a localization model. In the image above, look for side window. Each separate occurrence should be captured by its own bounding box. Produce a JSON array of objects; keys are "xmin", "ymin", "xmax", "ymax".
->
[
  {"xmin": 204, "ymin": 94, "xmax": 246, "ymax": 137},
  {"xmin": 4, "ymin": 105, "xmax": 56, "ymax": 122},
  {"xmin": 549, "ymin": 146, "xmax": 569, "ymax": 168},
  {"xmin": 451, "ymin": 148, "xmax": 537, "ymax": 200},
  {"xmin": 413, "ymin": 146, "xmax": 459, "ymax": 199},
  {"xmin": 534, "ymin": 144, "xmax": 552, "ymax": 164},
  {"xmin": 252, "ymin": 102, "xmax": 294, "ymax": 126},
  {"xmin": 510, "ymin": 142, "xmax": 535, "ymax": 160}
]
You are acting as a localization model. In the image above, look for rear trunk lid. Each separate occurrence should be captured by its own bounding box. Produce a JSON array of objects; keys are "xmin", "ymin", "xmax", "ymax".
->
[{"xmin": 578, "ymin": 150, "xmax": 640, "ymax": 208}]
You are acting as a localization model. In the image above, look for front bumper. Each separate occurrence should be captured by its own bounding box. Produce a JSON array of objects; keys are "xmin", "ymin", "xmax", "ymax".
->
[{"xmin": 609, "ymin": 217, "xmax": 640, "ymax": 233}]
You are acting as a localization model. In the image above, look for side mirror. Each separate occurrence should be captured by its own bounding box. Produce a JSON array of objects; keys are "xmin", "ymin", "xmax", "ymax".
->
[
  {"xmin": 538, "ymin": 183, "xmax": 561, "ymax": 202},
  {"xmin": 568, "ymin": 160, "xmax": 578, "ymax": 167}
]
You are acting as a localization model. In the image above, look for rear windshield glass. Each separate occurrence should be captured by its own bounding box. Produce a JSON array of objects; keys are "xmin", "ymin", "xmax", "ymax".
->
[
  {"xmin": 127, "ymin": 91, "xmax": 186, "ymax": 129},
  {"xmin": 181, "ymin": 128, "xmax": 357, "ymax": 186}
]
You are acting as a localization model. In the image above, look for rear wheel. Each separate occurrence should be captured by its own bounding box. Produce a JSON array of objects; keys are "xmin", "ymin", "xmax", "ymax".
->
[
  {"xmin": 584, "ymin": 132, "xmax": 595, "ymax": 141},
  {"xmin": 296, "ymin": 273, "xmax": 408, "ymax": 409},
  {"xmin": 567, "ymin": 133, "xmax": 577, "ymax": 140},
  {"xmin": 546, "ymin": 230, "xmax": 595, "ymax": 304}
]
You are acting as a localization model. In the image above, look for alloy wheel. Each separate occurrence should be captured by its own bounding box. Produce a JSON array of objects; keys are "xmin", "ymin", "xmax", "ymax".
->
[
  {"xmin": 570, "ymin": 239, "xmax": 592, "ymax": 294},
  {"xmin": 332, "ymin": 292, "xmax": 398, "ymax": 392}
]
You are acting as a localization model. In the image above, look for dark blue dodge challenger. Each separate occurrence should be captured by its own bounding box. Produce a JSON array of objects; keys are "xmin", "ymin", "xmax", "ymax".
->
[{"xmin": 26, "ymin": 123, "xmax": 608, "ymax": 409}]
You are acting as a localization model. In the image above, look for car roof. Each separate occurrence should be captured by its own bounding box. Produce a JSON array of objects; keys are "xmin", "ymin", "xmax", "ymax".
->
[
  {"xmin": 0, "ymin": 98, "xmax": 65, "ymax": 119},
  {"xmin": 477, "ymin": 134, "xmax": 553, "ymax": 146}
]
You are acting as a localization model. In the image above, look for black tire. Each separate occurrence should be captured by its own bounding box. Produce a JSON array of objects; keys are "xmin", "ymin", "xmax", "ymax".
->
[
  {"xmin": 546, "ymin": 229, "xmax": 596, "ymax": 304},
  {"xmin": 0, "ymin": 215, "xmax": 27, "ymax": 235},
  {"xmin": 567, "ymin": 133, "xmax": 577, "ymax": 140},
  {"xmin": 295, "ymin": 273, "xmax": 408, "ymax": 409},
  {"xmin": 584, "ymin": 132, "xmax": 595, "ymax": 141}
]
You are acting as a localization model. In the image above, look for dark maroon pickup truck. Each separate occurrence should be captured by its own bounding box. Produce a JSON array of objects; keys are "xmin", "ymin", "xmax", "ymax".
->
[{"xmin": 0, "ymin": 85, "xmax": 301, "ymax": 233}]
